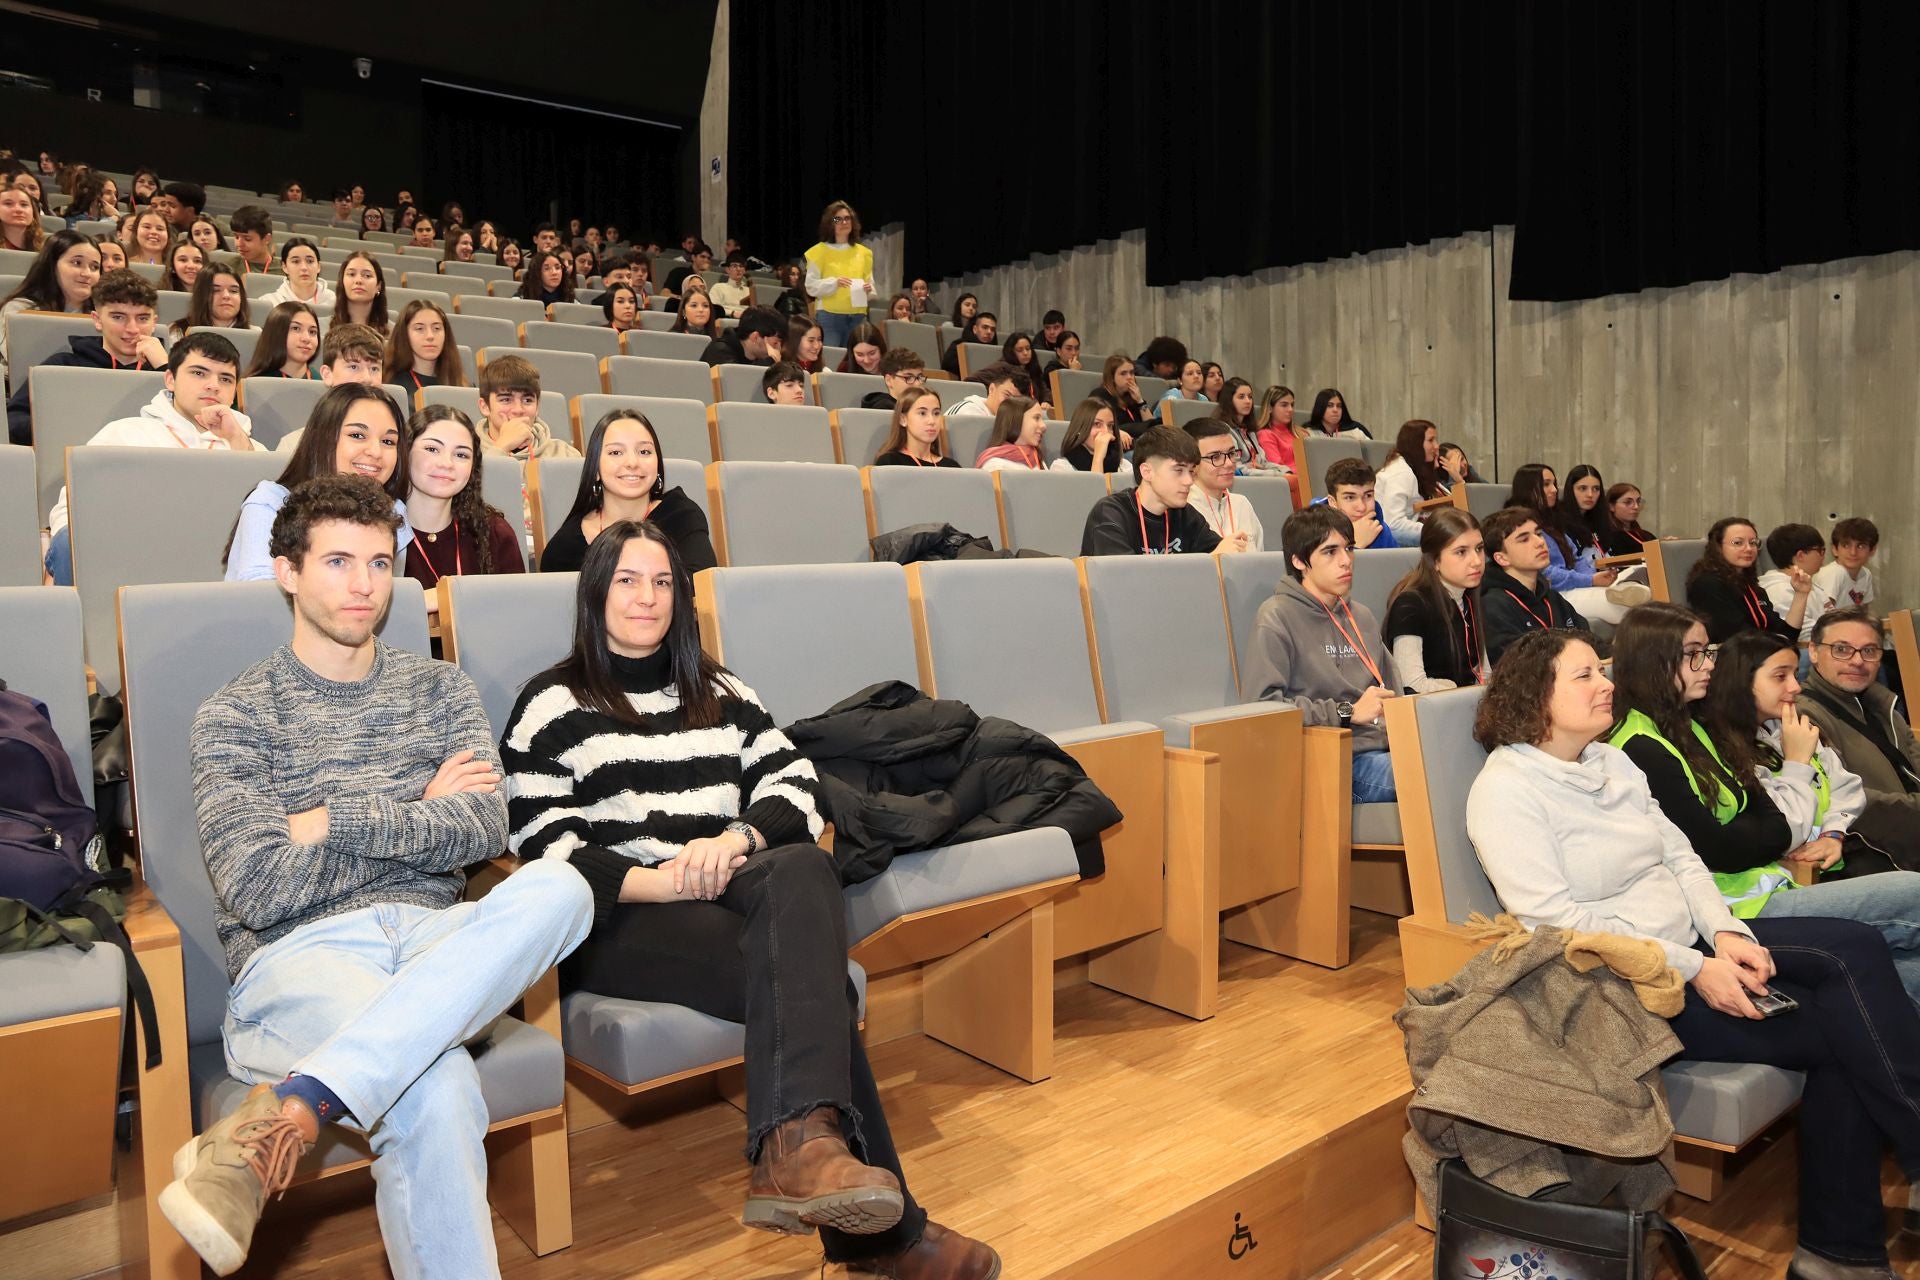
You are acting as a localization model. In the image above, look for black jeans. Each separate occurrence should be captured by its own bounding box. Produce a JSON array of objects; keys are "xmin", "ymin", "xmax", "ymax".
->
[
  {"xmin": 1669, "ymin": 916, "xmax": 1920, "ymax": 1266},
  {"xmin": 562, "ymin": 843, "xmax": 927, "ymax": 1261}
]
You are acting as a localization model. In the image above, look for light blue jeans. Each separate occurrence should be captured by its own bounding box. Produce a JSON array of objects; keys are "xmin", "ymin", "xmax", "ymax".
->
[
  {"xmin": 816, "ymin": 309, "xmax": 861, "ymax": 348},
  {"xmin": 1757, "ymin": 869, "xmax": 1920, "ymax": 1009},
  {"xmin": 1352, "ymin": 749, "xmax": 1398, "ymax": 803},
  {"xmin": 222, "ymin": 859, "xmax": 593, "ymax": 1280},
  {"xmin": 45, "ymin": 526, "xmax": 71, "ymax": 585}
]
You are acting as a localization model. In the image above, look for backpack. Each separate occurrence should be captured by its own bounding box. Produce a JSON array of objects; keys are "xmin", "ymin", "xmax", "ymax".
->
[{"xmin": 0, "ymin": 687, "xmax": 160, "ymax": 1066}]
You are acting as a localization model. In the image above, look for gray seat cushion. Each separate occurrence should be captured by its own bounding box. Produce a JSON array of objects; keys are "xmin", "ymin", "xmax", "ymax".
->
[
  {"xmin": 1050, "ymin": 720, "xmax": 1159, "ymax": 750},
  {"xmin": 844, "ymin": 827, "xmax": 1080, "ymax": 946},
  {"xmin": 190, "ymin": 1015, "xmax": 562, "ymax": 1173},
  {"xmin": 1159, "ymin": 701, "xmax": 1287, "ymax": 750},
  {"xmin": 1662, "ymin": 1060, "xmax": 1803, "ymax": 1147},
  {"xmin": 1352, "ymin": 802, "xmax": 1403, "ymax": 845},
  {"xmin": 0, "ymin": 945, "xmax": 124, "ymax": 1024},
  {"xmin": 563, "ymin": 963, "xmax": 868, "ymax": 1087}
]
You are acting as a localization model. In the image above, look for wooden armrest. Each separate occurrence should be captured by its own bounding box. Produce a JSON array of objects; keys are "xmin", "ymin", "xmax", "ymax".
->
[
  {"xmin": 1397, "ymin": 914, "xmax": 1494, "ymax": 987},
  {"xmin": 1595, "ymin": 553, "xmax": 1646, "ymax": 568},
  {"xmin": 123, "ymin": 877, "xmax": 181, "ymax": 953},
  {"xmin": 1413, "ymin": 494, "xmax": 1455, "ymax": 512}
]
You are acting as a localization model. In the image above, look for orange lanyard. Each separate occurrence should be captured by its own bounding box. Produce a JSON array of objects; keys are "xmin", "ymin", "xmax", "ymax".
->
[
  {"xmin": 1502, "ymin": 588, "xmax": 1557, "ymax": 631},
  {"xmin": 109, "ymin": 354, "xmax": 147, "ymax": 371},
  {"xmin": 412, "ymin": 529, "xmax": 462, "ymax": 584},
  {"xmin": 1319, "ymin": 597, "xmax": 1385, "ymax": 686},
  {"xmin": 1459, "ymin": 595, "xmax": 1483, "ymax": 685},
  {"xmin": 1134, "ymin": 493, "xmax": 1170, "ymax": 553},
  {"xmin": 1740, "ymin": 586, "xmax": 1769, "ymax": 629}
]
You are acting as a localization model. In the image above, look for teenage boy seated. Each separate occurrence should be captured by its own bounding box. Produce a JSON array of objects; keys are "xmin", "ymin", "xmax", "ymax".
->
[
  {"xmin": 229, "ymin": 206, "xmax": 277, "ymax": 275},
  {"xmin": 1479, "ymin": 506, "xmax": 1591, "ymax": 665},
  {"xmin": 44, "ymin": 331, "xmax": 253, "ymax": 584},
  {"xmin": 1307, "ymin": 457, "xmax": 1396, "ymax": 548},
  {"xmin": 761, "ymin": 360, "xmax": 806, "ymax": 405},
  {"xmin": 701, "ymin": 306, "xmax": 785, "ymax": 367},
  {"xmin": 939, "ymin": 313, "xmax": 998, "ymax": 375},
  {"xmin": 531, "ymin": 223, "xmax": 561, "ymax": 257},
  {"xmin": 1807, "ymin": 517, "xmax": 1879, "ymax": 635},
  {"xmin": 1241, "ymin": 505, "xmax": 1399, "ymax": 801},
  {"xmin": 709, "ymin": 253, "xmax": 752, "ymax": 317},
  {"xmin": 944, "ymin": 362, "xmax": 1021, "ymax": 417},
  {"xmin": 477, "ymin": 353, "xmax": 578, "ymax": 459},
  {"xmin": 668, "ymin": 246, "xmax": 714, "ymax": 298},
  {"xmin": 1081, "ymin": 425, "xmax": 1251, "ymax": 557},
  {"xmin": 600, "ymin": 255, "xmax": 635, "ymax": 288},
  {"xmin": 274, "ymin": 325, "xmax": 391, "ymax": 453},
  {"xmin": 861, "ymin": 348, "xmax": 926, "ymax": 410},
  {"xmin": 158, "ymin": 181, "xmax": 205, "ymax": 231},
  {"xmin": 159, "ymin": 473, "xmax": 593, "ymax": 1278},
  {"xmin": 1185, "ymin": 420, "xmax": 1263, "ymax": 551},
  {"xmin": 1759, "ymin": 522, "xmax": 1826, "ymax": 619},
  {"xmin": 331, "ymin": 189, "xmax": 355, "ymax": 225},
  {"xmin": 1037, "ymin": 309, "xmax": 1067, "ymax": 352},
  {"xmin": 1798, "ymin": 608, "xmax": 1920, "ymax": 848},
  {"xmin": 7, "ymin": 269, "xmax": 170, "ymax": 444}
]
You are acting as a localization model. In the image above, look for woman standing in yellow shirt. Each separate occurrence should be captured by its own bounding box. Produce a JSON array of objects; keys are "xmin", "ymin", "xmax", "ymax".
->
[{"xmin": 803, "ymin": 200, "xmax": 876, "ymax": 349}]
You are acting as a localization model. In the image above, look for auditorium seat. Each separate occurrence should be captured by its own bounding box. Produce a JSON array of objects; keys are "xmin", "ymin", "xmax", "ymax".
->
[
  {"xmin": 994, "ymin": 469, "xmax": 1109, "ymax": 557},
  {"xmin": 906, "ymin": 559, "xmax": 1179, "ymax": 1006},
  {"xmin": 1645, "ymin": 537, "xmax": 1708, "ymax": 603},
  {"xmin": 0, "ymin": 445, "xmax": 38, "ymax": 584},
  {"xmin": 830, "ymin": 407, "xmax": 892, "ymax": 467},
  {"xmin": 941, "ymin": 413, "xmax": 995, "ymax": 469},
  {"xmin": 1453, "ymin": 482, "xmax": 1507, "ymax": 519},
  {"xmin": 524, "ymin": 455, "xmax": 703, "ymax": 563},
  {"xmin": 444, "ymin": 311, "xmax": 517, "ymax": 351},
  {"xmin": 452, "ymin": 261, "xmax": 516, "ymax": 284},
  {"xmin": 187, "ymin": 325, "xmax": 259, "ymax": 370},
  {"xmin": 423, "ymin": 271, "xmax": 484, "ymax": 297},
  {"xmin": 814, "ymin": 371, "xmax": 885, "ymax": 412},
  {"xmin": 456, "ymin": 295, "xmax": 546, "ymax": 325},
  {"xmin": 418, "ymin": 384, "xmax": 568, "ymax": 437},
  {"xmin": 1383, "ymin": 687, "xmax": 1804, "ymax": 1201},
  {"xmin": 569, "ymin": 393, "xmax": 711, "ymax": 462},
  {"xmin": 0, "ymin": 247, "xmax": 35, "ymax": 274},
  {"xmin": 29, "ymin": 366, "xmax": 167, "ymax": 521},
  {"xmin": 8, "ymin": 312, "xmax": 96, "ymax": 385},
  {"xmin": 241, "ymin": 274, "xmax": 282, "ymax": 299},
  {"xmin": 1299, "ymin": 437, "xmax": 1367, "ymax": 502},
  {"xmin": 954, "ymin": 342, "xmax": 1001, "ymax": 380},
  {"xmin": 706, "ymin": 462, "xmax": 868, "ymax": 566},
  {"xmin": 154, "ymin": 289, "xmax": 193, "ymax": 327},
  {"xmin": 862, "ymin": 465, "xmax": 1000, "ymax": 545},
  {"xmin": 239, "ymin": 376, "xmax": 333, "ymax": 449},
  {"xmin": 386, "ymin": 285, "xmax": 454, "ymax": 316},
  {"xmin": 620, "ymin": 330, "xmax": 711, "ymax": 362},
  {"xmin": 518, "ymin": 321, "xmax": 618, "ymax": 361},
  {"xmin": 1157, "ymin": 397, "xmax": 1216, "ymax": 429},
  {"xmin": 602, "ymin": 355, "xmax": 715, "ymax": 402},
  {"xmin": 923, "ymin": 379, "xmax": 973, "ymax": 411},
  {"xmin": 1349, "ymin": 548, "xmax": 1421, "ymax": 631},
  {"xmin": 0, "ymin": 586, "xmax": 124, "ymax": 1221},
  {"xmin": 476, "ymin": 345, "xmax": 595, "ymax": 401},
  {"xmin": 117, "ymin": 580, "xmax": 572, "ymax": 1278},
  {"xmin": 633, "ymin": 310, "xmax": 679, "ymax": 332},
  {"xmin": 1049, "ymin": 367, "xmax": 1102, "ymax": 411},
  {"xmin": 708, "ymin": 402, "xmax": 836, "ymax": 463},
  {"xmin": 547, "ymin": 301, "xmax": 606, "ymax": 326},
  {"xmin": 884, "ymin": 320, "xmax": 941, "ymax": 366},
  {"xmin": 1233, "ymin": 473, "xmax": 1298, "ymax": 532},
  {"xmin": 694, "ymin": 562, "xmax": 1081, "ymax": 1081},
  {"xmin": 714, "ymin": 362, "xmax": 805, "ymax": 405}
]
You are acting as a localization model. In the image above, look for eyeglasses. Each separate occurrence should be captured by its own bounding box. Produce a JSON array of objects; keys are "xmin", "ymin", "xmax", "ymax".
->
[
  {"xmin": 831, "ymin": 214, "xmax": 852, "ymax": 223},
  {"xmin": 1818, "ymin": 641, "xmax": 1885, "ymax": 662},
  {"xmin": 895, "ymin": 372, "xmax": 927, "ymax": 386},
  {"xmin": 1199, "ymin": 451, "xmax": 1239, "ymax": 468},
  {"xmin": 1681, "ymin": 645, "xmax": 1720, "ymax": 671}
]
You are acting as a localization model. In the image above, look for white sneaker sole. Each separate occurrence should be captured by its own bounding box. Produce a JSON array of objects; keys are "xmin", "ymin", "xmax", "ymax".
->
[{"xmin": 157, "ymin": 1138, "xmax": 249, "ymax": 1277}]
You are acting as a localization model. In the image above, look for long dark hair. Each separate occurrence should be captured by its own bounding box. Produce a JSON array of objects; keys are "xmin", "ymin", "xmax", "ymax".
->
[
  {"xmin": 565, "ymin": 409, "xmax": 668, "ymax": 527},
  {"xmin": 1387, "ymin": 507, "xmax": 1486, "ymax": 678},
  {"xmin": 516, "ymin": 249, "xmax": 575, "ymax": 303},
  {"xmin": 1386, "ymin": 419, "xmax": 1444, "ymax": 499},
  {"xmin": 1608, "ymin": 601, "xmax": 1742, "ymax": 809},
  {"xmin": 223, "ymin": 385, "xmax": 408, "ymax": 565},
  {"xmin": 1305, "ymin": 388, "xmax": 1350, "ymax": 437},
  {"xmin": 245, "ymin": 300, "xmax": 320, "ymax": 377},
  {"xmin": 1561, "ymin": 463, "xmax": 1615, "ymax": 544},
  {"xmin": 1210, "ymin": 377, "xmax": 1256, "ymax": 431},
  {"xmin": 949, "ymin": 292, "xmax": 977, "ymax": 327},
  {"xmin": 335, "ymin": 251, "xmax": 390, "ymax": 330},
  {"xmin": 1507, "ymin": 463, "xmax": 1577, "ymax": 565},
  {"xmin": 1689, "ymin": 516, "xmax": 1762, "ymax": 592},
  {"xmin": 837, "ymin": 322, "xmax": 886, "ymax": 372},
  {"xmin": 384, "ymin": 298, "xmax": 467, "ymax": 386},
  {"xmin": 1700, "ymin": 629, "xmax": 1798, "ymax": 788},
  {"xmin": 407, "ymin": 404, "xmax": 503, "ymax": 574},
  {"xmin": 172, "ymin": 263, "xmax": 251, "ymax": 338},
  {"xmin": 548, "ymin": 521, "xmax": 729, "ymax": 730},
  {"xmin": 1, "ymin": 229, "xmax": 98, "ymax": 311}
]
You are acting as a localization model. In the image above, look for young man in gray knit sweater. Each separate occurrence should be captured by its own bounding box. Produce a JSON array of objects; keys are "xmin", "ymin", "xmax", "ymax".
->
[{"xmin": 158, "ymin": 474, "xmax": 594, "ymax": 1278}]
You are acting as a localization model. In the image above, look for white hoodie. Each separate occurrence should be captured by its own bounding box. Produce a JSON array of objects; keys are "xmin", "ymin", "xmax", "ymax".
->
[
  {"xmin": 49, "ymin": 389, "xmax": 254, "ymax": 535},
  {"xmin": 258, "ymin": 278, "xmax": 337, "ymax": 308}
]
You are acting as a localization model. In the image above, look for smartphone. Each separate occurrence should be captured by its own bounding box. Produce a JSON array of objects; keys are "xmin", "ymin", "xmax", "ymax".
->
[{"xmin": 1751, "ymin": 989, "xmax": 1799, "ymax": 1018}]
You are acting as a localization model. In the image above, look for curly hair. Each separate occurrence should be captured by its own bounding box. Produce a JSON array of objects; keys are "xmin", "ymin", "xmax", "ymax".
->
[
  {"xmin": 269, "ymin": 474, "xmax": 402, "ymax": 568},
  {"xmin": 1688, "ymin": 516, "xmax": 1761, "ymax": 593},
  {"xmin": 1472, "ymin": 628, "xmax": 1597, "ymax": 750}
]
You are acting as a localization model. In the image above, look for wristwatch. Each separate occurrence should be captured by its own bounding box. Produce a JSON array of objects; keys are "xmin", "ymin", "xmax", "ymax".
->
[
  {"xmin": 1336, "ymin": 701, "xmax": 1354, "ymax": 729},
  {"xmin": 724, "ymin": 821, "xmax": 760, "ymax": 855}
]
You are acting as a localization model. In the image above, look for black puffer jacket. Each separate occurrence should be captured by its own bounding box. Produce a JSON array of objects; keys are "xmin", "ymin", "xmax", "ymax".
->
[{"xmin": 784, "ymin": 681, "xmax": 1121, "ymax": 884}]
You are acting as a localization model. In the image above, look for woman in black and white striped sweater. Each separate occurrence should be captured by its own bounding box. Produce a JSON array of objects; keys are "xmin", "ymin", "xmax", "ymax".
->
[{"xmin": 499, "ymin": 520, "xmax": 999, "ymax": 1280}]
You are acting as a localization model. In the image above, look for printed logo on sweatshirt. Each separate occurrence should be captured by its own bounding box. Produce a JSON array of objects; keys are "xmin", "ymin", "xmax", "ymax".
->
[
  {"xmin": 1145, "ymin": 540, "xmax": 1187, "ymax": 555},
  {"xmin": 1320, "ymin": 642, "xmax": 1361, "ymax": 659}
]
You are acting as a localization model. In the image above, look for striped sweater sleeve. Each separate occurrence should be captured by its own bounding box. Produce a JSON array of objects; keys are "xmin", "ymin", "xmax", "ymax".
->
[{"xmin": 727, "ymin": 681, "xmax": 825, "ymax": 847}]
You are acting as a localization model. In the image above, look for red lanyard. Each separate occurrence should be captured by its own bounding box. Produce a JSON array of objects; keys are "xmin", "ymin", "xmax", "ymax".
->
[
  {"xmin": 1740, "ymin": 586, "xmax": 1768, "ymax": 629},
  {"xmin": 1320, "ymin": 597, "xmax": 1385, "ymax": 686},
  {"xmin": 412, "ymin": 529, "xmax": 462, "ymax": 584},
  {"xmin": 109, "ymin": 354, "xmax": 147, "ymax": 371},
  {"xmin": 1502, "ymin": 588, "xmax": 1556, "ymax": 632},
  {"xmin": 410, "ymin": 371, "xmax": 427, "ymax": 392},
  {"xmin": 1134, "ymin": 493, "xmax": 1170, "ymax": 553},
  {"xmin": 1459, "ymin": 595, "xmax": 1484, "ymax": 685},
  {"xmin": 1205, "ymin": 491, "xmax": 1236, "ymax": 535}
]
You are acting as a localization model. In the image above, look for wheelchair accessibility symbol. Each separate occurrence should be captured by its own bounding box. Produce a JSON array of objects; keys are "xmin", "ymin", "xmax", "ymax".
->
[{"xmin": 1227, "ymin": 1212, "xmax": 1257, "ymax": 1260}]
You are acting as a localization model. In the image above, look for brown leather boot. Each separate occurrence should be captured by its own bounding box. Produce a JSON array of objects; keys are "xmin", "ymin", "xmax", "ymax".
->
[
  {"xmin": 743, "ymin": 1106, "xmax": 904, "ymax": 1237},
  {"xmin": 839, "ymin": 1222, "xmax": 1001, "ymax": 1279}
]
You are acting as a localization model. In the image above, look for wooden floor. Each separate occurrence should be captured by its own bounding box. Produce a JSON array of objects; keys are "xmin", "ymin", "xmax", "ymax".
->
[
  {"xmin": 71, "ymin": 912, "xmax": 1417, "ymax": 1280},
  {"xmin": 1316, "ymin": 1130, "xmax": 1920, "ymax": 1280}
]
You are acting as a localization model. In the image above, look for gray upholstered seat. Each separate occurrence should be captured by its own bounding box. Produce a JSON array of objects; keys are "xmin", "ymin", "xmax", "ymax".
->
[
  {"xmin": 240, "ymin": 275, "xmax": 282, "ymax": 299},
  {"xmin": 239, "ymin": 376, "xmax": 328, "ymax": 449},
  {"xmin": 1350, "ymin": 548, "xmax": 1421, "ymax": 627},
  {"xmin": 0, "ymin": 447, "xmax": 38, "ymax": 584},
  {"xmin": 923, "ymin": 379, "xmax": 975, "ymax": 412},
  {"xmin": 714, "ymin": 362, "xmax": 799, "ymax": 405},
  {"xmin": 0, "ymin": 586, "xmax": 93, "ymax": 797},
  {"xmin": 604, "ymin": 353, "xmax": 715, "ymax": 400},
  {"xmin": 711, "ymin": 403, "xmax": 836, "ymax": 463},
  {"xmin": 634, "ymin": 311, "xmax": 678, "ymax": 331},
  {"xmin": 0, "ymin": 946, "xmax": 124, "ymax": 1027},
  {"xmin": 832, "ymin": 408, "xmax": 893, "ymax": 468},
  {"xmin": 864, "ymin": 465, "xmax": 1001, "ymax": 545},
  {"xmin": 1232, "ymin": 475, "xmax": 1295, "ymax": 542},
  {"xmin": 267, "ymin": 384, "xmax": 412, "ymax": 451},
  {"xmin": 445, "ymin": 312, "xmax": 518, "ymax": 352},
  {"xmin": 953, "ymin": 342, "xmax": 1001, "ymax": 380},
  {"xmin": 548, "ymin": 302, "xmax": 607, "ymax": 326},
  {"xmin": 1048, "ymin": 367, "xmax": 1103, "ymax": 411},
  {"xmin": 620, "ymin": 331, "xmax": 713, "ymax": 363},
  {"xmin": 1458, "ymin": 483, "xmax": 1506, "ymax": 519},
  {"xmin": 119, "ymin": 580, "xmax": 561, "ymax": 1176},
  {"xmin": 186, "ymin": 326, "xmax": 259, "ymax": 370},
  {"xmin": 1160, "ymin": 397, "xmax": 1215, "ymax": 428},
  {"xmin": 419, "ymin": 384, "xmax": 568, "ymax": 435},
  {"xmin": 385, "ymin": 287, "xmax": 454, "ymax": 318},
  {"xmin": 1299, "ymin": 437, "xmax": 1368, "ymax": 501},
  {"xmin": 29, "ymin": 368, "xmax": 167, "ymax": 520},
  {"xmin": 479, "ymin": 345, "xmax": 599, "ymax": 401},
  {"xmin": 941, "ymin": 413, "xmax": 995, "ymax": 470},
  {"xmin": 456, "ymin": 296, "xmax": 546, "ymax": 325},
  {"xmin": 710, "ymin": 462, "xmax": 868, "ymax": 565},
  {"xmin": 815, "ymin": 371, "xmax": 885, "ymax": 413},
  {"xmin": 519, "ymin": 322, "xmax": 619, "ymax": 360},
  {"xmin": 155, "ymin": 289, "xmax": 193, "ymax": 327},
  {"xmin": 572, "ymin": 393, "xmax": 712, "ymax": 462},
  {"xmin": 1650, "ymin": 538, "xmax": 1709, "ymax": 604},
  {"xmin": 995, "ymin": 469, "xmax": 1108, "ymax": 557}
]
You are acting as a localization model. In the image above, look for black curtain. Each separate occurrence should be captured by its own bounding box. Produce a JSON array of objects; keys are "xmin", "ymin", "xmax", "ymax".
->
[
  {"xmin": 420, "ymin": 81, "xmax": 683, "ymax": 247},
  {"xmin": 1509, "ymin": 1, "xmax": 1920, "ymax": 300}
]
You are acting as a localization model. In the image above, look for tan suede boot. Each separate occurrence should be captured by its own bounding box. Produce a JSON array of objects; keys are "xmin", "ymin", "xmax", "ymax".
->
[
  {"xmin": 841, "ymin": 1221, "xmax": 1002, "ymax": 1279},
  {"xmin": 158, "ymin": 1083, "xmax": 315, "ymax": 1276},
  {"xmin": 743, "ymin": 1106, "xmax": 904, "ymax": 1236}
]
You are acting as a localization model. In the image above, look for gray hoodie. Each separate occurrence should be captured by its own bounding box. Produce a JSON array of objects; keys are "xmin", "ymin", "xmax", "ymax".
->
[{"xmin": 1239, "ymin": 577, "xmax": 1397, "ymax": 752}]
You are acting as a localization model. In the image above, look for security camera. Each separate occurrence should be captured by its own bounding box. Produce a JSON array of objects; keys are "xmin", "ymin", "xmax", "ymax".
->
[{"xmin": 354, "ymin": 58, "xmax": 373, "ymax": 80}]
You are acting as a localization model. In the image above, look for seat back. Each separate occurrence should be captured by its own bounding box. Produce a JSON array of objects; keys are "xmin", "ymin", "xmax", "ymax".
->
[
  {"xmin": 711, "ymin": 403, "xmax": 836, "ymax": 463},
  {"xmin": 547, "ymin": 302, "xmax": 606, "ymax": 326},
  {"xmin": 0, "ymin": 446, "xmax": 37, "ymax": 585},
  {"xmin": 155, "ymin": 289, "xmax": 193, "ymax": 327},
  {"xmin": 528, "ymin": 457, "xmax": 585, "ymax": 560},
  {"xmin": 941, "ymin": 413, "xmax": 995, "ymax": 469},
  {"xmin": 1359, "ymin": 439, "xmax": 1395, "ymax": 470},
  {"xmin": 882, "ymin": 321, "xmax": 940, "ymax": 366},
  {"xmin": 440, "ymin": 573, "xmax": 577, "ymax": 735},
  {"xmin": 478, "ymin": 346, "xmax": 600, "ymax": 401},
  {"xmin": 238, "ymin": 377, "xmax": 329, "ymax": 449},
  {"xmin": 621, "ymin": 331, "xmax": 712, "ymax": 362},
  {"xmin": 1080, "ymin": 555, "xmax": 1239, "ymax": 723},
  {"xmin": 814, "ymin": 372, "xmax": 886, "ymax": 413},
  {"xmin": 832, "ymin": 408, "xmax": 893, "ymax": 468},
  {"xmin": 1049, "ymin": 367, "xmax": 1103, "ymax": 411},
  {"xmin": 1217, "ymin": 553, "xmax": 1292, "ymax": 698},
  {"xmin": 1160, "ymin": 397, "xmax": 1216, "ymax": 429},
  {"xmin": 1388, "ymin": 687, "xmax": 1501, "ymax": 923},
  {"xmin": 864, "ymin": 466, "xmax": 1001, "ymax": 543},
  {"xmin": 603, "ymin": 354, "xmax": 715, "ymax": 401},
  {"xmin": 1458, "ymin": 483, "xmax": 1507, "ymax": 519},
  {"xmin": 571, "ymin": 394, "xmax": 713, "ymax": 463},
  {"xmin": 1232, "ymin": 475, "xmax": 1296, "ymax": 539},
  {"xmin": 8, "ymin": 313, "xmax": 96, "ymax": 384},
  {"xmin": 0, "ymin": 586, "xmax": 93, "ymax": 800},
  {"xmin": 714, "ymin": 362, "xmax": 799, "ymax": 405},
  {"xmin": 418, "ymin": 385, "xmax": 569, "ymax": 438},
  {"xmin": 909, "ymin": 559, "xmax": 1100, "ymax": 735},
  {"xmin": 1646, "ymin": 538, "xmax": 1709, "ymax": 603},
  {"xmin": 186, "ymin": 327, "xmax": 260, "ymax": 371},
  {"xmin": 923, "ymin": 379, "xmax": 974, "ymax": 412},
  {"xmin": 633, "ymin": 311, "xmax": 678, "ymax": 332},
  {"xmin": 1300, "ymin": 436, "xmax": 1366, "ymax": 501},
  {"xmin": 385, "ymin": 287, "xmax": 454, "ymax": 317},
  {"xmin": 954, "ymin": 342, "xmax": 1001, "ymax": 380},
  {"xmin": 240, "ymin": 275, "xmax": 282, "ymax": 300},
  {"xmin": 996, "ymin": 469, "xmax": 1108, "ymax": 557},
  {"xmin": 120, "ymin": 579, "xmax": 431, "ymax": 1046},
  {"xmin": 709, "ymin": 462, "xmax": 868, "ymax": 567},
  {"xmin": 29, "ymin": 367, "xmax": 167, "ymax": 521},
  {"xmin": 480, "ymin": 456, "xmax": 526, "ymax": 561},
  {"xmin": 67, "ymin": 447, "xmax": 287, "ymax": 692},
  {"xmin": 455, "ymin": 296, "xmax": 546, "ymax": 325},
  {"xmin": 697, "ymin": 563, "xmax": 919, "ymax": 725},
  {"xmin": 445, "ymin": 312, "xmax": 518, "ymax": 351},
  {"xmin": 519, "ymin": 322, "xmax": 618, "ymax": 360},
  {"xmin": 1351, "ymin": 548, "xmax": 1421, "ymax": 628}
]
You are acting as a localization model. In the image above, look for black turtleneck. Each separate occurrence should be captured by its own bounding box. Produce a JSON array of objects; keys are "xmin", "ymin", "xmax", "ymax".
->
[{"xmin": 610, "ymin": 647, "xmax": 672, "ymax": 693}]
